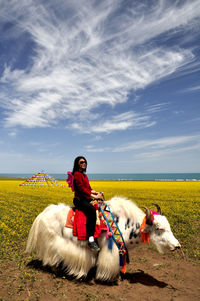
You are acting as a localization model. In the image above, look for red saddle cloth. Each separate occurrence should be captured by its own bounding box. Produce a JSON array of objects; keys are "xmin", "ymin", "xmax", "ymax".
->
[{"xmin": 65, "ymin": 208, "xmax": 106, "ymax": 240}]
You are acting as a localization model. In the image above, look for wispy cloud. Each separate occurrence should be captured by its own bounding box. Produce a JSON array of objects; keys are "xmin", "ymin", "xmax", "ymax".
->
[
  {"xmin": 145, "ymin": 103, "xmax": 169, "ymax": 114},
  {"xmin": 73, "ymin": 111, "xmax": 156, "ymax": 134},
  {"xmin": 135, "ymin": 142, "xmax": 200, "ymax": 160},
  {"xmin": 0, "ymin": 0, "xmax": 200, "ymax": 131},
  {"xmin": 184, "ymin": 117, "xmax": 200, "ymax": 123},
  {"xmin": 113, "ymin": 135, "xmax": 200, "ymax": 152},
  {"xmin": 8, "ymin": 131, "xmax": 17, "ymax": 137},
  {"xmin": 85, "ymin": 145, "xmax": 109, "ymax": 153},
  {"xmin": 85, "ymin": 135, "xmax": 200, "ymax": 156},
  {"xmin": 184, "ymin": 85, "xmax": 200, "ymax": 92},
  {"xmin": 29, "ymin": 141, "xmax": 60, "ymax": 152}
]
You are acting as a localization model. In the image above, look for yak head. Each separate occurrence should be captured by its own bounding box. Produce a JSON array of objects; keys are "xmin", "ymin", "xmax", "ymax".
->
[{"xmin": 141, "ymin": 204, "xmax": 181, "ymax": 253}]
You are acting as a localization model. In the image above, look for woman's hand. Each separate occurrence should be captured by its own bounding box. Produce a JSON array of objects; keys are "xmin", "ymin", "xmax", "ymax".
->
[
  {"xmin": 91, "ymin": 189, "xmax": 98, "ymax": 195},
  {"xmin": 94, "ymin": 192, "xmax": 104, "ymax": 199},
  {"xmin": 96, "ymin": 193, "xmax": 103, "ymax": 199}
]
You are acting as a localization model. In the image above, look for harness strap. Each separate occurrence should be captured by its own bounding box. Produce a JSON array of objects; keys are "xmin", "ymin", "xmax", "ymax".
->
[{"xmin": 99, "ymin": 204, "xmax": 130, "ymax": 273}]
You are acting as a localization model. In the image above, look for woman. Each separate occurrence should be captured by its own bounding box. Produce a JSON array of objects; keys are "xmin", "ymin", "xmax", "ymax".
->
[{"xmin": 72, "ymin": 156, "xmax": 102, "ymax": 251}]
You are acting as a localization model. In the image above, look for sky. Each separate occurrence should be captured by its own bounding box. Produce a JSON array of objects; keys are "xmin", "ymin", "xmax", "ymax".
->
[{"xmin": 0, "ymin": 0, "xmax": 200, "ymax": 174}]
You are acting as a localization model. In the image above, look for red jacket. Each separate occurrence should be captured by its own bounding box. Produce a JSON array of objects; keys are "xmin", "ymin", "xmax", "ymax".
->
[{"xmin": 73, "ymin": 171, "xmax": 92, "ymax": 200}]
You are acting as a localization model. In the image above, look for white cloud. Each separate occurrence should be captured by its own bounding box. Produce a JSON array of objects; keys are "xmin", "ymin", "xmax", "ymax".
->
[
  {"xmin": 72, "ymin": 111, "xmax": 156, "ymax": 134},
  {"xmin": 135, "ymin": 142, "xmax": 200, "ymax": 160},
  {"xmin": 0, "ymin": 0, "xmax": 200, "ymax": 131},
  {"xmin": 145, "ymin": 103, "xmax": 169, "ymax": 114},
  {"xmin": 185, "ymin": 85, "xmax": 200, "ymax": 92},
  {"xmin": 85, "ymin": 145, "xmax": 108, "ymax": 153},
  {"xmin": 92, "ymin": 135, "xmax": 102, "ymax": 141},
  {"xmin": 8, "ymin": 131, "xmax": 17, "ymax": 136},
  {"xmin": 85, "ymin": 134, "xmax": 200, "ymax": 158},
  {"xmin": 5, "ymin": 92, "xmax": 62, "ymax": 128},
  {"xmin": 29, "ymin": 141, "xmax": 59, "ymax": 150},
  {"xmin": 173, "ymin": 110, "xmax": 184, "ymax": 115},
  {"xmin": 113, "ymin": 135, "xmax": 200, "ymax": 152}
]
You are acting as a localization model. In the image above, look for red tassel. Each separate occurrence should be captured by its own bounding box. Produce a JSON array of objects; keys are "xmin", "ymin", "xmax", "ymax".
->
[
  {"xmin": 121, "ymin": 254, "xmax": 126, "ymax": 274},
  {"xmin": 139, "ymin": 216, "xmax": 150, "ymax": 243}
]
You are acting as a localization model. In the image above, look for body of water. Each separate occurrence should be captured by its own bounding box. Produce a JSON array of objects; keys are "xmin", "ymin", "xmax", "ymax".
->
[{"xmin": 0, "ymin": 173, "xmax": 200, "ymax": 181}]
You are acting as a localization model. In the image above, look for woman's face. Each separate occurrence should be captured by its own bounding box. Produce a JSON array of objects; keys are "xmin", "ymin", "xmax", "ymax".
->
[{"xmin": 78, "ymin": 158, "xmax": 87, "ymax": 171}]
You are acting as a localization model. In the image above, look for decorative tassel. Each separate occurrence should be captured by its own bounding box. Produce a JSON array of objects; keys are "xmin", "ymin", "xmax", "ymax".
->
[
  {"xmin": 139, "ymin": 216, "xmax": 150, "ymax": 243},
  {"xmin": 125, "ymin": 249, "xmax": 130, "ymax": 264},
  {"xmin": 121, "ymin": 254, "xmax": 126, "ymax": 274},
  {"xmin": 140, "ymin": 232, "xmax": 150, "ymax": 243},
  {"xmin": 108, "ymin": 235, "xmax": 113, "ymax": 250},
  {"xmin": 119, "ymin": 253, "xmax": 124, "ymax": 267},
  {"xmin": 106, "ymin": 225, "xmax": 109, "ymax": 239}
]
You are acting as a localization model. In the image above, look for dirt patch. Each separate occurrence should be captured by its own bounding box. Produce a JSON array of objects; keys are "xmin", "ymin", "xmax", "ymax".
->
[{"xmin": 0, "ymin": 245, "xmax": 199, "ymax": 301}]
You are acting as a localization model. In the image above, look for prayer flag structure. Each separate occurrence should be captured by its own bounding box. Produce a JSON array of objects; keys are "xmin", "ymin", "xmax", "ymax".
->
[{"xmin": 19, "ymin": 172, "xmax": 65, "ymax": 188}]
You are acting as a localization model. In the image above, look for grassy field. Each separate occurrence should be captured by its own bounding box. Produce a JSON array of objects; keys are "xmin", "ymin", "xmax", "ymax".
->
[{"xmin": 0, "ymin": 179, "xmax": 199, "ymax": 263}]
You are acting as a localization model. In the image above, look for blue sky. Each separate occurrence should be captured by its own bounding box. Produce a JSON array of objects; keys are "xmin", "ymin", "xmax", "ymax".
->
[{"xmin": 0, "ymin": 0, "xmax": 200, "ymax": 174}]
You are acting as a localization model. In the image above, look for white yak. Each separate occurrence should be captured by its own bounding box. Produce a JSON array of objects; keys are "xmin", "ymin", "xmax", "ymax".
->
[{"xmin": 26, "ymin": 196, "xmax": 181, "ymax": 281}]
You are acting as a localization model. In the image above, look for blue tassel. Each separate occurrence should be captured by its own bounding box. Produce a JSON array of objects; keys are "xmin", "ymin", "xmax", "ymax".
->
[
  {"xmin": 126, "ymin": 249, "xmax": 130, "ymax": 264},
  {"xmin": 108, "ymin": 235, "xmax": 113, "ymax": 250},
  {"xmin": 119, "ymin": 253, "xmax": 124, "ymax": 267}
]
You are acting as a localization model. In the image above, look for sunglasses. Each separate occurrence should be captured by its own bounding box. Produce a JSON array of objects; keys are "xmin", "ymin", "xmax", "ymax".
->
[{"xmin": 79, "ymin": 160, "xmax": 87, "ymax": 164}]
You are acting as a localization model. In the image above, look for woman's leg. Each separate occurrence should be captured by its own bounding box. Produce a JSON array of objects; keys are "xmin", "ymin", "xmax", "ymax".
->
[{"xmin": 79, "ymin": 200, "xmax": 96, "ymax": 237}]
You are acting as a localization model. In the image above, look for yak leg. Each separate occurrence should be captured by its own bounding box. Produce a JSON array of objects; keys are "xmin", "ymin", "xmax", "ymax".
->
[{"xmin": 95, "ymin": 237, "xmax": 120, "ymax": 281}]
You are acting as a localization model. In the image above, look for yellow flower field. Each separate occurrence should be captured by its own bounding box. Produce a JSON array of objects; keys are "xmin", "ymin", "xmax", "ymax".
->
[{"xmin": 0, "ymin": 179, "xmax": 199, "ymax": 261}]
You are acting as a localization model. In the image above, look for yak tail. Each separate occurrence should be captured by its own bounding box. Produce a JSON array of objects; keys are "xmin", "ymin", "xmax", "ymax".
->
[
  {"xmin": 26, "ymin": 212, "xmax": 45, "ymax": 254},
  {"xmin": 26, "ymin": 204, "xmax": 56, "ymax": 253},
  {"xmin": 25, "ymin": 204, "xmax": 97, "ymax": 279}
]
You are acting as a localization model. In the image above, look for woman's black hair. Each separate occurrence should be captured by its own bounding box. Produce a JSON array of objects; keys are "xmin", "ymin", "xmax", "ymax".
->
[{"xmin": 72, "ymin": 156, "xmax": 87, "ymax": 174}]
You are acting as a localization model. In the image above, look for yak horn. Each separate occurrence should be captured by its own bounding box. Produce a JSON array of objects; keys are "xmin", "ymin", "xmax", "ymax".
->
[
  {"xmin": 152, "ymin": 203, "xmax": 161, "ymax": 214},
  {"xmin": 141, "ymin": 207, "xmax": 153, "ymax": 225}
]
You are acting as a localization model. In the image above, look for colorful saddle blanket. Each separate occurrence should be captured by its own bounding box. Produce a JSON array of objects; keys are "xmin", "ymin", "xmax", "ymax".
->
[{"xmin": 65, "ymin": 207, "xmax": 107, "ymax": 240}]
